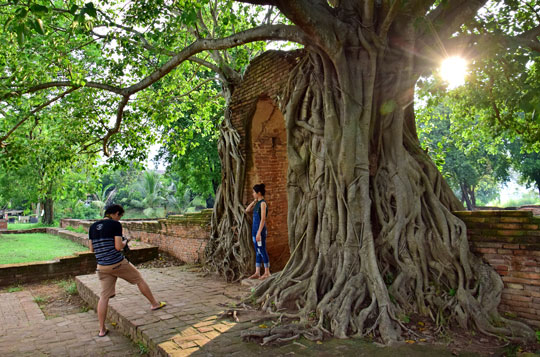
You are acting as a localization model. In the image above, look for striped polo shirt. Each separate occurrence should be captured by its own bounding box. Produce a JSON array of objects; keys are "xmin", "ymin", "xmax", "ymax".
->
[{"xmin": 89, "ymin": 219, "xmax": 124, "ymax": 266}]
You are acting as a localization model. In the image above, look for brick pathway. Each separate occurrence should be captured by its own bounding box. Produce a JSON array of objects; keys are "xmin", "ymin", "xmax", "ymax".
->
[
  {"xmin": 76, "ymin": 267, "xmax": 462, "ymax": 357},
  {"xmin": 0, "ymin": 291, "xmax": 140, "ymax": 356}
]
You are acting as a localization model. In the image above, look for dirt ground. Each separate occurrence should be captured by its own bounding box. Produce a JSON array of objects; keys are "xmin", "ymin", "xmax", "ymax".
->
[
  {"xmin": 399, "ymin": 313, "xmax": 540, "ymax": 356},
  {"xmin": 2, "ymin": 252, "xmax": 539, "ymax": 356}
]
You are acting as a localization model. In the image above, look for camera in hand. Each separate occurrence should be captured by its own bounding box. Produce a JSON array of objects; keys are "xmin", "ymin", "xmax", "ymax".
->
[{"xmin": 122, "ymin": 237, "xmax": 131, "ymax": 259}]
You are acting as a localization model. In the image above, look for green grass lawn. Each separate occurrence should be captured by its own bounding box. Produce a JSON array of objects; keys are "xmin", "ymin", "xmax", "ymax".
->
[
  {"xmin": 0, "ymin": 233, "xmax": 87, "ymax": 265},
  {"xmin": 7, "ymin": 222, "xmax": 57, "ymax": 230}
]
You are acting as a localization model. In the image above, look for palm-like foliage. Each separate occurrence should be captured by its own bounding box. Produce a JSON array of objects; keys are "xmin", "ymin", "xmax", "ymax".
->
[
  {"xmin": 130, "ymin": 171, "xmax": 166, "ymax": 217},
  {"xmin": 91, "ymin": 183, "xmax": 117, "ymax": 217}
]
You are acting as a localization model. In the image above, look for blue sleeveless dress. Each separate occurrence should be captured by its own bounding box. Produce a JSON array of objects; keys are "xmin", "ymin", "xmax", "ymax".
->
[{"xmin": 252, "ymin": 200, "xmax": 269, "ymax": 268}]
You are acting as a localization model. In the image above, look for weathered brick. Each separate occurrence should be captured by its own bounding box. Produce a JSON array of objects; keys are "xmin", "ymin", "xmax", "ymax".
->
[
  {"xmin": 502, "ymin": 244, "xmax": 520, "ymax": 249},
  {"xmin": 501, "ymin": 294, "xmax": 532, "ymax": 302}
]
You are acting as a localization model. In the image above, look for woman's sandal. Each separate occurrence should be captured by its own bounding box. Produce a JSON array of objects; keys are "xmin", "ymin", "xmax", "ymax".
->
[{"xmin": 151, "ymin": 302, "xmax": 167, "ymax": 311}]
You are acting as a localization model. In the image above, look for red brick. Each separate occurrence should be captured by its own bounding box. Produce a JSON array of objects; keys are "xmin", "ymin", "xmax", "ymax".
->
[
  {"xmin": 515, "ymin": 312, "xmax": 540, "ymax": 320},
  {"xmin": 502, "ymin": 276, "xmax": 539, "ymax": 285},
  {"xmin": 503, "ymin": 288, "xmax": 529, "ymax": 296},
  {"xmin": 502, "ymin": 244, "xmax": 520, "ymax": 249},
  {"xmin": 477, "ymin": 247, "xmax": 498, "ymax": 255},
  {"xmin": 501, "ymin": 294, "xmax": 531, "ymax": 302},
  {"xmin": 501, "ymin": 300, "xmax": 531, "ymax": 308},
  {"xmin": 511, "ymin": 272, "xmax": 540, "ymax": 280}
]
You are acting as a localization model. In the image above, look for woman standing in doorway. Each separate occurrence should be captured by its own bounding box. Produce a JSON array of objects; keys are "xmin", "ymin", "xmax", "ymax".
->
[{"xmin": 245, "ymin": 184, "xmax": 270, "ymax": 280}]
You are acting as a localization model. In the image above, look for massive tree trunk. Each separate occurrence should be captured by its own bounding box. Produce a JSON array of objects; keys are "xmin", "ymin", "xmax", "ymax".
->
[{"xmin": 207, "ymin": 2, "xmax": 534, "ymax": 344}]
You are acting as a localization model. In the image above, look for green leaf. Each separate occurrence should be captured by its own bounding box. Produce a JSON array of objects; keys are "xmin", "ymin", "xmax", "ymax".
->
[
  {"xmin": 69, "ymin": 5, "xmax": 79, "ymax": 15},
  {"xmin": 16, "ymin": 25, "xmax": 25, "ymax": 45},
  {"xmin": 15, "ymin": 7, "xmax": 29, "ymax": 19},
  {"xmin": 30, "ymin": 4, "xmax": 49, "ymax": 14},
  {"xmin": 84, "ymin": 3, "xmax": 97, "ymax": 18},
  {"xmin": 34, "ymin": 19, "xmax": 45, "ymax": 35}
]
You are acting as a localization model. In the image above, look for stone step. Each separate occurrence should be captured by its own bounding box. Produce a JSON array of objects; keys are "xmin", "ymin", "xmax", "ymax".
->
[{"xmin": 76, "ymin": 267, "xmax": 252, "ymax": 356}]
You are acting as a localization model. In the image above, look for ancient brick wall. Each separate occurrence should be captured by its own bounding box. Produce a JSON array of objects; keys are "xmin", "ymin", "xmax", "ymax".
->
[
  {"xmin": 519, "ymin": 205, "xmax": 540, "ymax": 216},
  {"xmin": 229, "ymin": 50, "xmax": 304, "ymax": 270},
  {"xmin": 60, "ymin": 209, "xmax": 211, "ymax": 264},
  {"xmin": 455, "ymin": 210, "xmax": 540, "ymax": 327}
]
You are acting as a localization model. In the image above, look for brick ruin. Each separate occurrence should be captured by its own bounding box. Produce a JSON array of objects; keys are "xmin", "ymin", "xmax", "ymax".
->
[{"xmin": 227, "ymin": 50, "xmax": 304, "ymax": 270}]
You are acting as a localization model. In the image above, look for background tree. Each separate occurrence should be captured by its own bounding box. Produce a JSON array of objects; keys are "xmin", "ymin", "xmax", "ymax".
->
[
  {"xmin": 417, "ymin": 103, "xmax": 511, "ymax": 209},
  {"xmin": 508, "ymin": 140, "xmax": 540, "ymax": 197},
  {"xmin": 90, "ymin": 183, "xmax": 117, "ymax": 217},
  {"xmin": 129, "ymin": 171, "xmax": 167, "ymax": 217},
  {"xmin": 156, "ymin": 77, "xmax": 223, "ymax": 207}
]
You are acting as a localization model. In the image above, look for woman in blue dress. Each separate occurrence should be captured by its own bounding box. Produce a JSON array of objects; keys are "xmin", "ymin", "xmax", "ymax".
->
[{"xmin": 245, "ymin": 184, "xmax": 270, "ymax": 279}]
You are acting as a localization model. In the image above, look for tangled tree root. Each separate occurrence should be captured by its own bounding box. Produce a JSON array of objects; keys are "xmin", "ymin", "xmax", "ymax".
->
[
  {"xmin": 241, "ymin": 324, "xmax": 325, "ymax": 346},
  {"xmin": 206, "ymin": 40, "xmax": 536, "ymax": 345}
]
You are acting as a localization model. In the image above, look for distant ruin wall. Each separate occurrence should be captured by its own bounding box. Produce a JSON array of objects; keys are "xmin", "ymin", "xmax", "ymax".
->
[{"xmin": 455, "ymin": 210, "xmax": 540, "ymax": 327}]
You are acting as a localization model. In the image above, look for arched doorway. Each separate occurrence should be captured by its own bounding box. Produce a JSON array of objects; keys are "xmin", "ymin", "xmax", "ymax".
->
[{"xmin": 246, "ymin": 97, "xmax": 290, "ymax": 270}]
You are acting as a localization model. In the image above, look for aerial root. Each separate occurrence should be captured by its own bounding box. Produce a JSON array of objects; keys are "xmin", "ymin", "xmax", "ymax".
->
[{"xmin": 241, "ymin": 324, "xmax": 325, "ymax": 346}]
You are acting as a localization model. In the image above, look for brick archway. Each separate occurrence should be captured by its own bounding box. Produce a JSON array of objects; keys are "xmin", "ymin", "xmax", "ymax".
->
[{"xmin": 245, "ymin": 97, "xmax": 290, "ymax": 270}]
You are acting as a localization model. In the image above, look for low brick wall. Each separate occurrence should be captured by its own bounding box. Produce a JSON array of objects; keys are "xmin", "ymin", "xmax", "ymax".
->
[
  {"xmin": 60, "ymin": 209, "xmax": 212, "ymax": 264},
  {"xmin": 519, "ymin": 205, "xmax": 540, "ymax": 216},
  {"xmin": 0, "ymin": 228, "xmax": 158, "ymax": 287},
  {"xmin": 0, "ymin": 228, "xmax": 47, "ymax": 234},
  {"xmin": 0, "ymin": 220, "xmax": 6, "ymax": 230},
  {"xmin": 455, "ymin": 210, "xmax": 540, "ymax": 327}
]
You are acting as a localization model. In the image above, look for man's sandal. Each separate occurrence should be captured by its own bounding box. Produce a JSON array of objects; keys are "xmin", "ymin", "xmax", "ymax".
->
[
  {"xmin": 98, "ymin": 329, "xmax": 109, "ymax": 337},
  {"xmin": 151, "ymin": 302, "xmax": 167, "ymax": 311}
]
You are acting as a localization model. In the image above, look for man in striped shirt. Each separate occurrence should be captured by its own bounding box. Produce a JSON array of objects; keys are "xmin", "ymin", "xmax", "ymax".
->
[{"xmin": 89, "ymin": 204, "xmax": 166, "ymax": 337}]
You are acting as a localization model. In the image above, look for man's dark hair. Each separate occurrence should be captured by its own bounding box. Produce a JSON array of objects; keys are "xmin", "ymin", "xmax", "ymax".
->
[
  {"xmin": 104, "ymin": 204, "xmax": 124, "ymax": 217},
  {"xmin": 253, "ymin": 183, "xmax": 266, "ymax": 196}
]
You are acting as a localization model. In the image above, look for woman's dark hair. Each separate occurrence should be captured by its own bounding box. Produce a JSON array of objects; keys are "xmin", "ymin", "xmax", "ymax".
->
[
  {"xmin": 253, "ymin": 183, "xmax": 266, "ymax": 196},
  {"xmin": 104, "ymin": 204, "xmax": 125, "ymax": 217}
]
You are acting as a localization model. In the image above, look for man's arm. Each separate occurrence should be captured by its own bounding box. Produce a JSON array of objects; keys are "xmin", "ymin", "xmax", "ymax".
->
[
  {"xmin": 114, "ymin": 236, "xmax": 129, "ymax": 251},
  {"xmin": 89, "ymin": 239, "xmax": 94, "ymax": 253}
]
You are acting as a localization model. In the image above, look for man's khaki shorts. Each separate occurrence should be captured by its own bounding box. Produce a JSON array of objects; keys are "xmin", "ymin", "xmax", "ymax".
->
[{"xmin": 96, "ymin": 259, "xmax": 143, "ymax": 299}]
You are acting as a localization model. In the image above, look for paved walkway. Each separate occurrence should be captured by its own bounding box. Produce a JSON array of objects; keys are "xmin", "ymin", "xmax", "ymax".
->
[
  {"xmin": 76, "ymin": 267, "xmax": 468, "ymax": 357},
  {"xmin": 0, "ymin": 291, "xmax": 140, "ymax": 356}
]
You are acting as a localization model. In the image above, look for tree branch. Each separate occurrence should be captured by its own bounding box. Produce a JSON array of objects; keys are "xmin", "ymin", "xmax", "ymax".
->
[
  {"xmin": 102, "ymin": 95, "xmax": 130, "ymax": 156},
  {"xmin": 1, "ymin": 81, "xmax": 125, "ymax": 100},
  {"xmin": 426, "ymin": 0, "xmax": 488, "ymax": 40},
  {"xmin": 3, "ymin": 22, "xmax": 305, "ymax": 156},
  {"xmin": 124, "ymin": 24, "xmax": 306, "ymax": 95},
  {"xmin": 416, "ymin": 27, "xmax": 540, "ymax": 74},
  {"xmin": 520, "ymin": 23, "xmax": 540, "ymax": 42},
  {"xmin": 270, "ymin": 0, "xmax": 339, "ymax": 53},
  {"xmin": 0, "ymin": 87, "xmax": 79, "ymax": 147},
  {"xmin": 188, "ymin": 57, "xmax": 242, "ymax": 85},
  {"xmin": 379, "ymin": 0, "xmax": 401, "ymax": 38},
  {"xmin": 234, "ymin": 0, "xmax": 277, "ymax": 5}
]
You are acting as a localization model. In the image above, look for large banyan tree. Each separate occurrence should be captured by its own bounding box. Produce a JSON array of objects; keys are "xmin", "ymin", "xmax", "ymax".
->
[{"xmin": 206, "ymin": 0, "xmax": 540, "ymax": 343}]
